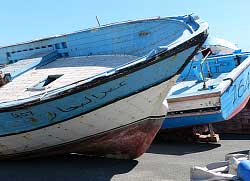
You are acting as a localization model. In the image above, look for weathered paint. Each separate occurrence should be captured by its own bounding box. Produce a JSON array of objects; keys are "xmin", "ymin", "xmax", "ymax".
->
[
  {"xmin": 0, "ymin": 76, "xmax": 176, "ymax": 158},
  {"xmin": 0, "ymin": 51, "xmax": 59, "ymax": 83},
  {"xmin": 0, "ymin": 15, "xmax": 202, "ymax": 64},
  {"xmin": 163, "ymin": 111, "xmax": 223, "ymax": 129},
  {"xmin": 4, "ymin": 118, "xmax": 163, "ymax": 160},
  {"xmin": 0, "ymin": 46, "xmax": 200, "ymax": 136},
  {"xmin": 162, "ymin": 52, "xmax": 250, "ymax": 129},
  {"xmin": 220, "ymin": 57, "xmax": 250, "ymax": 120},
  {"xmin": 0, "ymin": 15, "xmax": 208, "ymax": 159}
]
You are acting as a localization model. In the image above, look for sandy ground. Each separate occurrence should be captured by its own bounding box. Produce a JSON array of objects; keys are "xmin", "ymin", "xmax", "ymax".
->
[{"xmin": 0, "ymin": 134, "xmax": 250, "ymax": 181}]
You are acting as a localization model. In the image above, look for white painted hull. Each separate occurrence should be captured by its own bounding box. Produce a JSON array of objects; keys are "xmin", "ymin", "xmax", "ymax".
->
[{"xmin": 0, "ymin": 76, "xmax": 177, "ymax": 157}]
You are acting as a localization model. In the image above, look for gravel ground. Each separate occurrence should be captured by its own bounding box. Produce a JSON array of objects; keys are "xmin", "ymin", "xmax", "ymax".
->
[{"xmin": 0, "ymin": 134, "xmax": 250, "ymax": 181}]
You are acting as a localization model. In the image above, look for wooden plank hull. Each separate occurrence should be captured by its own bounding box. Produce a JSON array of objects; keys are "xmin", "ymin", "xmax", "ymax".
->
[
  {"xmin": 162, "ymin": 54, "xmax": 250, "ymax": 129},
  {"xmin": 0, "ymin": 73, "xmax": 176, "ymax": 159},
  {"xmin": 4, "ymin": 118, "xmax": 163, "ymax": 160},
  {"xmin": 0, "ymin": 15, "xmax": 208, "ymax": 159},
  {"xmin": 0, "ymin": 45, "xmax": 204, "ymax": 159},
  {"xmin": 163, "ymin": 111, "xmax": 223, "ymax": 129}
]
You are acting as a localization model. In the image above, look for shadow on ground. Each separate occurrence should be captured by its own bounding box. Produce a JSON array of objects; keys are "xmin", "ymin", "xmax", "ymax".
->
[
  {"xmin": 228, "ymin": 150, "xmax": 250, "ymax": 155},
  {"xmin": 148, "ymin": 133, "xmax": 250, "ymax": 156},
  {"xmin": 220, "ymin": 134, "xmax": 250, "ymax": 140},
  {"xmin": 147, "ymin": 141, "xmax": 221, "ymax": 156},
  {"xmin": 0, "ymin": 154, "xmax": 138, "ymax": 181},
  {"xmin": 148, "ymin": 132, "xmax": 221, "ymax": 156}
]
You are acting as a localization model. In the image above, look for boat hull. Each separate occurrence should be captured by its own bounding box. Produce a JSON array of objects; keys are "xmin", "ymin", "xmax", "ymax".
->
[
  {"xmin": 5, "ymin": 118, "xmax": 163, "ymax": 160},
  {"xmin": 0, "ymin": 74, "xmax": 175, "ymax": 159},
  {"xmin": 0, "ymin": 17, "xmax": 208, "ymax": 159},
  {"xmin": 162, "ymin": 55, "xmax": 250, "ymax": 129},
  {"xmin": 213, "ymin": 101, "xmax": 250, "ymax": 134},
  {"xmin": 163, "ymin": 111, "xmax": 223, "ymax": 129}
]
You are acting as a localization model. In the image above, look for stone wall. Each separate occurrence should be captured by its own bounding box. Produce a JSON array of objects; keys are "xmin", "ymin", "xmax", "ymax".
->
[{"xmin": 213, "ymin": 101, "xmax": 250, "ymax": 134}]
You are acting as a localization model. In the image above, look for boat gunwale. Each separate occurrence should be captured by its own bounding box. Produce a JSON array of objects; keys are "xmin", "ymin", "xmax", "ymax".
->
[
  {"xmin": 0, "ymin": 15, "xmax": 194, "ymax": 50},
  {"xmin": 220, "ymin": 55, "xmax": 250, "ymax": 95},
  {"xmin": 167, "ymin": 53, "xmax": 250, "ymax": 103},
  {"xmin": 0, "ymin": 36, "xmax": 208, "ymax": 138},
  {"xmin": 0, "ymin": 30, "xmax": 208, "ymax": 112}
]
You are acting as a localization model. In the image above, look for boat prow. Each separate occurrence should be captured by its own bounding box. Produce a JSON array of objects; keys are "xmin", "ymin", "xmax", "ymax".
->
[{"xmin": 0, "ymin": 14, "xmax": 208, "ymax": 159}]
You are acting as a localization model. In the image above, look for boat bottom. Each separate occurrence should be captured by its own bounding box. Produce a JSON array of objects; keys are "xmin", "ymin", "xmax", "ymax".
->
[
  {"xmin": 162, "ymin": 110, "xmax": 223, "ymax": 129},
  {"xmin": 1, "ymin": 117, "xmax": 163, "ymax": 160}
]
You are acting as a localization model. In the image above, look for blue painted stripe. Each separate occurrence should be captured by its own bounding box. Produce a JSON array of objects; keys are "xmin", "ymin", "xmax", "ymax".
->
[
  {"xmin": 0, "ymin": 46, "xmax": 198, "ymax": 136},
  {"xmin": 162, "ymin": 112, "xmax": 223, "ymax": 129},
  {"xmin": 221, "ymin": 65, "xmax": 250, "ymax": 119},
  {"xmin": 0, "ymin": 15, "xmax": 199, "ymax": 64},
  {"xmin": 162, "ymin": 54, "xmax": 250, "ymax": 129}
]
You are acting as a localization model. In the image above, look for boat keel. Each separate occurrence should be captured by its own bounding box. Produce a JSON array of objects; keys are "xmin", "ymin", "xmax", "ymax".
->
[{"xmin": 1, "ymin": 118, "xmax": 163, "ymax": 160}]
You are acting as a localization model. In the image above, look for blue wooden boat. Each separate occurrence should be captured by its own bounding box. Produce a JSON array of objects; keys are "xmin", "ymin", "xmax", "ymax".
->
[
  {"xmin": 162, "ymin": 50, "xmax": 250, "ymax": 129},
  {"xmin": 0, "ymin": 15, "xmax": 208, "ymax": 159}
]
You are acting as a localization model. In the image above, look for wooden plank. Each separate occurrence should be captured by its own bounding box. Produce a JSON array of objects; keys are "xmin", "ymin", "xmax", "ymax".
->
[
  {"xmin": 0, "ymin": 55, "xmax": 137, "ymax": 103},
  {"xmin": 167, "ymin": 91, "xmax": 221, "ymax": 103},
  {"xmin": 168, "ymin": 96, "xmax": 221, "ymax": 112}
]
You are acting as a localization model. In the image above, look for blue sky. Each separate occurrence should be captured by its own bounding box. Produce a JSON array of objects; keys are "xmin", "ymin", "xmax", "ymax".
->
[{"xmin": 1, "ymin": 0, "xmax": 249, "ymax": 50}]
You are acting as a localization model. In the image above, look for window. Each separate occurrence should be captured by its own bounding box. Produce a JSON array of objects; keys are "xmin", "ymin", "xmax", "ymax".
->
[
  {"xmin": 27, "ymin": 74, "xmax": 63, "ymax": 91},
  {"xmin": 6, "ymin": 52, "xmax": 11, "ymax": 57},
  {"xmin": 64, "ymin": 53, "xmax": 69, "ymax": 57},
  {"xmin": 55, "ymin": 43, "xmax": 60, "ymax": 49},
  {"xmin": 62, "ymin": 42, "xmax": 67, "ymax": 49}
]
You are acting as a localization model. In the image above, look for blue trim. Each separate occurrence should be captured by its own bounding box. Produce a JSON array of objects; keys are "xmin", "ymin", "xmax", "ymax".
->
[
  {"xmin": 220, "ymin": 64, "xmax": 250, "ymax": 119},
  {"xmin": 0, "ymin": 46, "xmax": 199, "ymax": 137},
  {"xmin": 0, "ymin": 30, "xmax": 207, "ymax": 110},
  {"xmin": 162, "ymin": 53, "xmax": 250, "ymax": 129},
  {"xmin": 162, "ymin": 112, "xmax": 223, "ymax": 129}
]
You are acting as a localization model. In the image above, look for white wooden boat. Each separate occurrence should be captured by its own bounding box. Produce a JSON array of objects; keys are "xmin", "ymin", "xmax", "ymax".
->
[{"xmin": 0, "ymin": 15, "xmax": 208, "ymax": 159}]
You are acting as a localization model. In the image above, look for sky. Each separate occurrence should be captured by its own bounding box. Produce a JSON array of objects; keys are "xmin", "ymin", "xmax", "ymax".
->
[{"xmin": 0, "ymin": 0, "xmax": 249, "ymax": 50}]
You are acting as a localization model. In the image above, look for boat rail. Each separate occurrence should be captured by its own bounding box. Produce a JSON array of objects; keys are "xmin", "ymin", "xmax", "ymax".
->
[
  {"xmin": 0, "ymin": 46, "xmax": 170, "ymax": 106},
  {"xmin": 199, "ymin": 50, "xmax": 212, "ymax": 89}
]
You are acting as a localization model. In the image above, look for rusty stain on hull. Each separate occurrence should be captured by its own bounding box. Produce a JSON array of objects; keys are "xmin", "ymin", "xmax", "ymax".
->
[{"xmin": 74, "ymin": 118, "xmax": 163, "ymax": 159}]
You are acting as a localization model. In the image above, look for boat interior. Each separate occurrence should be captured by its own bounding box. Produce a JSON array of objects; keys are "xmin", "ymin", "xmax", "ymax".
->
[
  {"xmin": 167, "ymin": 53, "xmax": 249, "ymax": 100},
  {"xmin": 0, "ymin": 17, "xmax": 199, "ymax": 104},
  {"xmin": 0, "ymin": 16, "xmax": 198, "ymax": 64}
]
